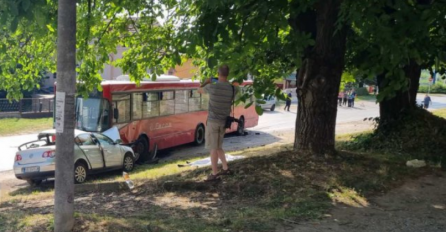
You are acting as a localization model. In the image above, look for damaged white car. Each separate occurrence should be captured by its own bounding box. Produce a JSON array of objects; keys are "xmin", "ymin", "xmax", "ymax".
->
[{"xmin": 14, "ymin": 127, "xmax": 136, "ymax": 185}]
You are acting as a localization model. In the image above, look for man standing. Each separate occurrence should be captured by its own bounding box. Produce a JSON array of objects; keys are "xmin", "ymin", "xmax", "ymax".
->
[
  {"xmin": 351, "ymin": 89, "xmax": 356, "ymax": 107},
  {"xmin": 424, "ymin": 94, "xmax": 432, "ymax": 109},
  {"xmin": 338, "ymin": 92, "xmax": 344, "ymax": 106},
  {"xmin": 284, "ymin": 92, "xmax": 292, "ymax": 111},
  {"xmin": 343, "ymin": 90, "xmax": 348, "ymax": 106},
  {"xmin": 198, "ymin": 65, "xmax": 237, "ymax": 181}
]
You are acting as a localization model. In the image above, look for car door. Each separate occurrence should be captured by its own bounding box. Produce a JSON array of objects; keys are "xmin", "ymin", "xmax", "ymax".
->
[
  {"xmin": 93, "ymin": 133, "xmax": 122, "ymax": 168},
  {"xmin": 75, "ymin": 133, "xmax": 104, "ymax": 169}
]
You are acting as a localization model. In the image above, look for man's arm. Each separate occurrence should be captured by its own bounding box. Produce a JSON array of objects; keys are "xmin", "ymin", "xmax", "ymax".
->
[{"xmin": 198, "ymin": 78, "xmax": 211, "ymax": 94}]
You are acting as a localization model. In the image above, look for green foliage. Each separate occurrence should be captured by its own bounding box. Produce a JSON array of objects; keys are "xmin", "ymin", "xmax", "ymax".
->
[
  {"xmin": 343, "ymin": 0, "xmax": 446, "ymax": 102},
  {"xmin": 0, "ymin": 0, "xmax": 57, "ymax": 100},
  {"xmin": 0, "ymin": 0, "xmax": 311, "ymax": 106},
  {"xmin": 340, "ymin": 72, "xmax": 355, "ymax": 91},
  {"xmin": 0, "ymin": 0, "xmax": 186, "ymax": 99}
]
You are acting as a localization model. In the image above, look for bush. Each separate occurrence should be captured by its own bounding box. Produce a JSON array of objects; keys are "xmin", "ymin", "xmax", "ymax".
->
[
  {"xmin": 418, "ymin": 83, "xmax": 446, "ymax": 94},
  {"xmin": 355, "ymin": 87, "xmax": 369, "ymax": 96},
  {"xmin": 344, "ymin": 108, "xmax": 446, "ymax": 167}
]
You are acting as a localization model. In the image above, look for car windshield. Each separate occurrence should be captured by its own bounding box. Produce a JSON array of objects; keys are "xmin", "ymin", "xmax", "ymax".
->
[{"xmin": 75, "ymin": 97, "xmax": 110, "ymax": 132}]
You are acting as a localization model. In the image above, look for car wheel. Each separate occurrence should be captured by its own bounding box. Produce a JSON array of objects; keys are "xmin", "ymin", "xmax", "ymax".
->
[
  {"xmin": 135, "ymin": 137, "xmax": 149, "ymax": 163},
  {"xmin": 270, "ymin": 104, "xmax": 275, "ymax": 111},
  {"xmin": 194, "ymin": 125, "xmax": 205, "ymax": 145},
  {"xmin": 74, "ymin": 162, "xmax": 88, "ymax": 184},
  {"xmin": 26, "ymin": 179, "xmax": 42, "ymax": 186},
  {"xmin": 123, "ymin": 153, "xmax": 135, "ymax": 172},
  {"xmin": 237, "ymin": 117, "xmax": 245, "ymax": 136}
]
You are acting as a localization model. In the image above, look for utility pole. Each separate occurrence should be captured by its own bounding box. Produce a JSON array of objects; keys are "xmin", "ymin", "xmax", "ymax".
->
[{"xmin": 54, "ymin": 0, "xmax": 76, "ymax": 231}]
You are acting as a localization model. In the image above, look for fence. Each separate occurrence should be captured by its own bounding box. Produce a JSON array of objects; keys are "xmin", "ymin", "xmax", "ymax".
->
[{"xmin": 0, "ymin": 98, "xmax": 54, "ymax": 118}]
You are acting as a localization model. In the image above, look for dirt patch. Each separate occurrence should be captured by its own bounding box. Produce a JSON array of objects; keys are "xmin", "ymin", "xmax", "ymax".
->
[{"xmin": 282, "ymin": 174, "xmax": 446, "ymax": 232}]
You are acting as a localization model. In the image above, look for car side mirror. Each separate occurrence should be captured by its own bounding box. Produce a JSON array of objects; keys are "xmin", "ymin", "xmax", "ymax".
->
[
  {"xmin": 113, "ymin": 108, "xmax": 119, "ymax": 120},
  {"xmin": 114, "ymin": 139, "xmax": 122, "ymax": 145}
]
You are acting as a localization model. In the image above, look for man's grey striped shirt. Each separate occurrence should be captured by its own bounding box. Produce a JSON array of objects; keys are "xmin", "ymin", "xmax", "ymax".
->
[{"xmin": 204, "ymin": 82, "xmax": 238, "ymax": 125}]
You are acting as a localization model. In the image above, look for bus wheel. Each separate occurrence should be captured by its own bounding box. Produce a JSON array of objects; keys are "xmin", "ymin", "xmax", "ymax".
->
[
  {"xmin": 194, "ymin": 125, "xmax": 205, "ymax": 145},
  {"xmin": 135, "ymin": 137, "xmax": 149, "ymax": 163},
  {"xmin": 237, "ymin": 117, "xmax": 245, "ymax": 136}
]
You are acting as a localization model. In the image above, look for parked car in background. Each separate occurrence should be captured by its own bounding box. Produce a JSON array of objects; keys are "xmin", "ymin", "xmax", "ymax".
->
[
  {"xmin": 258, "ymin": 95, "xmax": 277, "ymax": 111},
  {"xmin": 14, "ymin": 128, "xmax": 136, "ymax": 185}
]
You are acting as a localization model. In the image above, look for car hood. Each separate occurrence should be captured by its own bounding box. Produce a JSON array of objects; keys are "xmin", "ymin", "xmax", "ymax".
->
[{"xmin": 102, "ymin": 127, "xmax": 121, "ymax": 143}]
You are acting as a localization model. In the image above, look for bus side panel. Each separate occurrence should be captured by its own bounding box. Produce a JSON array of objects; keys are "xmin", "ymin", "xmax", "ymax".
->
[
  {"xmin": 128, "ymin": 111, "xmax": 208, "ymax": 151},
  {"xmin": 242, "ymin": 105, "xmax": 259, "ymax": 128}
]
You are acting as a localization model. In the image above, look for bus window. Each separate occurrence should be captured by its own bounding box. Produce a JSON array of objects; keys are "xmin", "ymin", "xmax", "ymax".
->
[
  {"xmin": 112, "ymin": 94, "xmax": 130, "ymax": 123},
  {"xmin": 175, "ymin": 90, "xmax": 188, "ymax": 114},
  {"xmin": 142, "ymin": 92, "xmax": 159, "ymax": 118},
  {"xmin": 189, "ymin": 90, "xmax": 201, "ymax": 112},
  {"xmin": 160, "ymin": 91, "xmax": 174, "ymax": 116},
  {"xmin": 132, "ymin": 93, "xmax": 143, "ymax": 120}
]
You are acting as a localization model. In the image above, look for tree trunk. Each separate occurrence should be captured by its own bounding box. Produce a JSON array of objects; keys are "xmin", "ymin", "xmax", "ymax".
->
[
  {"xmin": 293, "ymin": 0, "xmax": 347, "ymax": 156},
  {"xmin": 54, "ymin": 0, "xmax": 76, "ymax": 231},
  {"xmin": 378, "ymin": 60, "xmax": 421, "ymax": 127}
]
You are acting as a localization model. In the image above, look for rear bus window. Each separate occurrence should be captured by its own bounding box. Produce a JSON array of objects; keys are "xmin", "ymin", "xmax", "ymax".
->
[{"xmin": 188, "ymin": 89, "xmax": 201, "ymax": 112}]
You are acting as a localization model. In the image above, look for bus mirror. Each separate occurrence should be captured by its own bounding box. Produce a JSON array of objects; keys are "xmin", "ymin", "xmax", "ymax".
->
[{"xmin": 113, "ymin": 108, "xmax": 119, "ymax": 120}]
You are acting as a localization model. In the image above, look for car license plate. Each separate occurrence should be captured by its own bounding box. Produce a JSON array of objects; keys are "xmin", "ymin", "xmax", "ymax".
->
[{"xmin": 23, "ymin": 166, "xmax": 39, "ymax": 173}]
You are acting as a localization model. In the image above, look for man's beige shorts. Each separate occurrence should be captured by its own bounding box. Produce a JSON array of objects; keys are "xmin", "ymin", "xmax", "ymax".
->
[{"xmin": 205, "ymin": 121, "xmax": 226, "ymax": 150}]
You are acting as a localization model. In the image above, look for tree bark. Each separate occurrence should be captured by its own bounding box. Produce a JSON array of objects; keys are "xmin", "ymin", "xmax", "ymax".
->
[
  {"xmin": 378, "ymin": 60, "xmax": 421, "ymax": 127},
  {"xmin": 293, "ymin": 0, "xmax": 347, "ymax": 156},
  {"xmin": 54, "ymin": 0, "xmax": 76, "ymax": 231}
]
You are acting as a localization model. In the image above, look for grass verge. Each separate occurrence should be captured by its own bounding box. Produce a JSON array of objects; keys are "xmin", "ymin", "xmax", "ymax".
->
[
  {"xmin": 0, "ymin": 137, "xmax": 438, "ymax": 232},
  {"xmin": 356, "ymin": 95, "xmax": 376, "ymax": 102},
  {"xmin": 0, "ymin": 118, "xmax": 53, "ymax": 136},
  {"xmin": 433, "ymin": 108, "xmax": 446, "ymax": 118}
]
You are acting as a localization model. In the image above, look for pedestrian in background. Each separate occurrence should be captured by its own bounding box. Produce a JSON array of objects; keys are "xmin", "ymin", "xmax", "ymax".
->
[
  {"xmin": 351, "ymin": 89, "xmax": 357, "ymax": 107},
  {"xmin": 423, "ymin": 94, "xmax": 432, "ymax": 109},
  {"xmin": 284, "ymin": 92, "xmax": 292, "ymax": 111},
  {"xmin": 343, "ymin": 90, "xmax": 348, "ymax": 106},
  {"xmin": 338, "ymin": 92, "xmax": 344, "ymax": 106},
  {"xmin": 347, "ymin": 91, "xmax": 353, "ymax": 107}
]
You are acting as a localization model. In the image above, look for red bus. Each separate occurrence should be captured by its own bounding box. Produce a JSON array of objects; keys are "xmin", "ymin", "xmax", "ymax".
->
[{"xmin": 73, "ymin": 75, "xmax": 258, "ymax": 162}]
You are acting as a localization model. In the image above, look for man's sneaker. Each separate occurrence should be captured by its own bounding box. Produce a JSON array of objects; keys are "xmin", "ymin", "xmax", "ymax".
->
[
  {"xmin": 205, "ymin": 174, "xmax": 221, "ymax": 182},
  {"xmin": 218, "ymin": 168, "xmax": 234, "ymax": 176}
]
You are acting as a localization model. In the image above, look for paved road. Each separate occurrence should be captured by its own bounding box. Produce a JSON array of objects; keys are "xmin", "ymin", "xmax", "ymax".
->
[{"xmin": 1, "ymin": 94, "xmax": 445, "ymax": 172}]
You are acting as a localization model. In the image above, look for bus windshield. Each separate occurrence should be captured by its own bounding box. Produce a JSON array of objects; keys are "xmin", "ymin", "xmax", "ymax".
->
[{"xmin": 75, "ymin": 97, "xmax": 110, "ymax": 132}]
